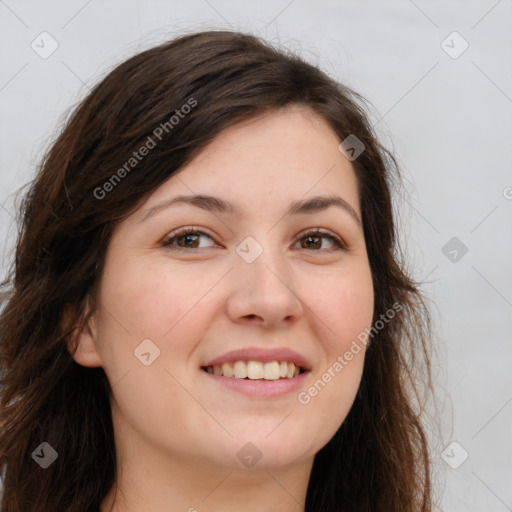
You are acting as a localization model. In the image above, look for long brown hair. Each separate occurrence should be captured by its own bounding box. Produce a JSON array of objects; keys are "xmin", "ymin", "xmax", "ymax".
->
[{"xmin": 0, "ymin": 29, "xmax": 433, "ymax": 511}]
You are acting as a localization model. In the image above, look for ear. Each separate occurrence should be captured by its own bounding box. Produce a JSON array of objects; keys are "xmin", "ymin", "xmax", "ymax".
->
[{"xmin": 61, "ymin": 299, "xmax": 103, "ymax": 368}]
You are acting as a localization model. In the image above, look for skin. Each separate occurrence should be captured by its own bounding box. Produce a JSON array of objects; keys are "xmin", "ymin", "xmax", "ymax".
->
[{"xmin": 70, "ymin": 105, "xmax": 374, "ymax": 512}]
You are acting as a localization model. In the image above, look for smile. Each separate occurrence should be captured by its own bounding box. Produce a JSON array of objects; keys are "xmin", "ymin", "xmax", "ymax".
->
[{"xmin": 202, "ymin": 360, "xmax": 305, "ymax": 380}]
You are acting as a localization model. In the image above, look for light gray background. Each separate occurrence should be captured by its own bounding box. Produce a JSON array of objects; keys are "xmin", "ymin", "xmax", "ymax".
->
[{"xmin": 1, "ymin": 1, "xmax": 511, "ymax": 510}]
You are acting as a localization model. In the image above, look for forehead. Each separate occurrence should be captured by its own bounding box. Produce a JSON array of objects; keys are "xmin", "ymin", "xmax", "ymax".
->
[{"xmin": 140, "ymin": 106, "xmax": 361, "ymax": 217}]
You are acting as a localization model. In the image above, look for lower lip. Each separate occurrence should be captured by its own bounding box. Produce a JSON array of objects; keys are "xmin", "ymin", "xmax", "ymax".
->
[{"xmin": 201, "ymin": 369, "xmax": 310, "ymax": 398}]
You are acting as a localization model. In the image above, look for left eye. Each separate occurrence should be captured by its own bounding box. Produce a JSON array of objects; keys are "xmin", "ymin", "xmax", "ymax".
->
[{"xmin": 294, "ymin": 229, "xmax": 344, "ymax": 251}]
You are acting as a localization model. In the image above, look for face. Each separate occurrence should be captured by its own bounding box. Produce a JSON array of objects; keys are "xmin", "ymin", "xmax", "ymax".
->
[{"xmin": 72, "ymin": 106, "xmax": 374, "ymax": 471}]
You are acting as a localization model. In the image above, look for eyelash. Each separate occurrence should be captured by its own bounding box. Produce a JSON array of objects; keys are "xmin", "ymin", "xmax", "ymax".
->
[{"xmin": 161, "ymin": 227, "xmax": 346, "ymax": 252}]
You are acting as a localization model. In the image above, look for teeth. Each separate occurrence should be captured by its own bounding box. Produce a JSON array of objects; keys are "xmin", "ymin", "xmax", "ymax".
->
[
  {"xmin": 263, "ymin": 361, "xmax": 280, "ymax": 380},
  {"xmin": 247, "ymin": 361, "xmax": 263, "ymax": 379},
  {"xmin": 233, "ymin": 361, "xmax": 248, "ymax": 379},
  {"xmin": 221, "ymin": 362, "xmax": 233, "ymax": 378},
  {"xmin": 204, "ymin": 360, "xmax": 303, "ymax": 380}
]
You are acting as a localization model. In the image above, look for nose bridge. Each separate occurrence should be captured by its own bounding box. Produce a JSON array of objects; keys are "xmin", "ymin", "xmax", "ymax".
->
[
  {"xmin": 236, "ymin": 234, "xmax": 288, "ymax": 289},
  {"xmin": 227, "ymin": 234, "xmax": 302, "ymax": 325}
]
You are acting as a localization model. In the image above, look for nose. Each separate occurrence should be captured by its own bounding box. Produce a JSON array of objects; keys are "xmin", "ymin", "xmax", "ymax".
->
[{"xmin": 225, "ymin": 245, "xmax": 303, "ymax": 329}]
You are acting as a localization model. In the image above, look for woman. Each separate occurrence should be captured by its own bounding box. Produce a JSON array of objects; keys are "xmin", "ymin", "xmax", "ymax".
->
[{"xmin": 0, "ymin": 30, "xmax": 433, "ymax": 511}]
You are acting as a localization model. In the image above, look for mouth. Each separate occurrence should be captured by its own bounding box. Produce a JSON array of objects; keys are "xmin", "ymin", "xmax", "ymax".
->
[{"xmin": 201, "ymin": 360, "xmax": 307, "ymax": 380}]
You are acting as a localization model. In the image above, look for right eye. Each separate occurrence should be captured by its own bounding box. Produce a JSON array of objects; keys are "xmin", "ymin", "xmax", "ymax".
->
[{"xmin": 161, "ymin": 227, "xmax": 217, "ymax": 250}]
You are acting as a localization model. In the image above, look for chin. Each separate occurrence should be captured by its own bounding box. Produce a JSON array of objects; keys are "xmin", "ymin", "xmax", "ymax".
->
[{"xmin": 208, "ymin": 429, "xmax": 318, "ymax": 471}]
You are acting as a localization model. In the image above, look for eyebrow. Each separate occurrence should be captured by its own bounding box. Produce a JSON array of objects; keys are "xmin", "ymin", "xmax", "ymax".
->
[{"xmin": 139, "ymin": 193, "xmax": 362, "ymax": 226}]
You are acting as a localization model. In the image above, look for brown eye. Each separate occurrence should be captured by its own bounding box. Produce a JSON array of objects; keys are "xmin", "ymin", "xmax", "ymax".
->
[
  {"xmin": 176, "ymin": 233, "xmax": 201, "ymax": 248},
  {"xmin": 300, "ymin": 235, "xmax": 322, "ymax": 249},
  {"xmin": 295, "ymin": 229, "xmax": 345, "ymax": 251},
  {"xmin": 162, "ymin": 229, "xmax": 215, "ymax": 250}
]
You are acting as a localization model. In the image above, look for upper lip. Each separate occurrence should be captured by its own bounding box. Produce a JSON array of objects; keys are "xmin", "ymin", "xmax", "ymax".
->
[{"xmin": 202, "ymin": 347, "xmax": 312, "ymax": 371}]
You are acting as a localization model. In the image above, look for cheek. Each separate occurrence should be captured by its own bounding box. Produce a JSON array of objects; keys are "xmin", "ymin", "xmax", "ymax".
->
[
  {"xmin": 92, "ymin": 259, "xmax": 227, "ymax": 437},
  {"xmin": 100, "ymin": 258, "xmax": 223, "ymax": 337},
  {"xmin": 295, "ymin": 265, "xmax": 373, "ymax": 429},
  {"xmin": 94, "ymin": 256, "xmax": 231, "ymax": 378},
  {"xmin": 302, "ymin": 265, "xmax": 374, "ymax": 353}
]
